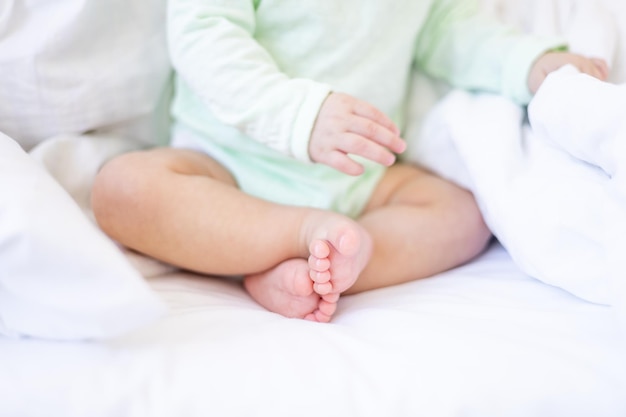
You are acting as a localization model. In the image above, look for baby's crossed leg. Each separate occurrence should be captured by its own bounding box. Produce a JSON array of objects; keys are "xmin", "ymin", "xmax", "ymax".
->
[
  {"xmin": 93, "ymin": 148, "xmax": 489, "ymax": 323},
  {"xmin": 93, "ymin": 148, "xmax": 372, "ymax": 322}
]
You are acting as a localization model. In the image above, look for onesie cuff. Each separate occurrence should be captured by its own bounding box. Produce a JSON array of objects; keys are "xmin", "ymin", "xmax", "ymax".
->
[
  {"xmin": 290, "ymin": 82, "xmax": 332, "ymax": 163},
  {"xmin": 502, "ymin": 35, "xmax": 567, "ymax": 105}
]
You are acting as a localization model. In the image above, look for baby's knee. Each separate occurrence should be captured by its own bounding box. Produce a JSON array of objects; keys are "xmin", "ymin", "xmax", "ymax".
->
[
  {"xmin": 91, "ymin": 151, "xmax": 153, "ymax": 233},
  {"xmin": 452, "ymin": 194, "xmax": 492, "ymax": 257}
]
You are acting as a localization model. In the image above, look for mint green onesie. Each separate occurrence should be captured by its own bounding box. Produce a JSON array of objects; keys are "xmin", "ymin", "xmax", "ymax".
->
[{"xmin": 168, "ymin": 0, "xmax": 564, "ymax": 218}]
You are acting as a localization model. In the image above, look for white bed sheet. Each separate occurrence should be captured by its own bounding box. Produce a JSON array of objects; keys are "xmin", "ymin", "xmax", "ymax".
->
[{"xmin": 1, "ymin": 243, "xmax": 625, "ymax": 417}]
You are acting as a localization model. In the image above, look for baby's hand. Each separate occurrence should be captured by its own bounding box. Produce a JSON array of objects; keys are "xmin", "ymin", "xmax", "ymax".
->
[
  {"xmin": 309, "ymin": 92, "xmax": 406, "ymax": 176},
  {"xmin": 528, "ymin": 51, "xmax": 609, "ymax": 94}
]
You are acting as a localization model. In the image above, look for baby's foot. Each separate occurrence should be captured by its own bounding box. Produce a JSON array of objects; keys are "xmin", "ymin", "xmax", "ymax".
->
[
  {"xmin": 244, "ymin": 259, "xmax": 338, "ymax": 323},
  {"xmin": 305, "ymin": 216, "xmax": 373, "ymax": 297}
]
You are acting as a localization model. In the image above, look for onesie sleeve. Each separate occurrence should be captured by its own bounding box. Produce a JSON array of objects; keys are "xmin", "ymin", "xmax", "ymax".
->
[
  {"xmin": 414, "ymin": 0, "xmax": 567, "ymax": 104},
  {"xmin": 167, "ymin": 0, "xmax": 330, "ymax": 162}
]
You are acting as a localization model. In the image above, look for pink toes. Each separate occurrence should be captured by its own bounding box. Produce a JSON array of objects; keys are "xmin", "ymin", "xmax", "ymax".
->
[
  {"xmin": 244, "ymin": 215, "xmax": 371, "ymax": 323},
  {"xmin": 244, "ymin": 258, "xmax": 340, "ymax": 323},
  {"xmin": 309, "ymin": 269, "xmax": 332, "ymax": 295},
  {"xmin": 304, "ymin": 298, "xmax": 337, "ymax": 323},
  {"xmin": 308, "ymin": 240, "xmax": 333, "ymax": 295},
  {"xmin": 307, "ymin": 227, "xmax": 371, "ymax": 296},
  {"xmin": 309, "ymin": 239, "xmax": 331, "ymax": 259},
  {"xmin": 308, "ymin": 254, "xmax": 330, "ymax": 272},
  {"xmin": 327, "ymin": 226, "xmax": 362, "ymax": 257},
  {"xmin": 313, "ymin": 282, "xmax": 332, "ymax": 296}
]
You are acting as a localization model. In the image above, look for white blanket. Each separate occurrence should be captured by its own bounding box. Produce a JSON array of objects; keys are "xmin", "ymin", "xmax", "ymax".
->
[{"xmin": 407, "ymin": 0, "xmax": 626, "ymax": 327}]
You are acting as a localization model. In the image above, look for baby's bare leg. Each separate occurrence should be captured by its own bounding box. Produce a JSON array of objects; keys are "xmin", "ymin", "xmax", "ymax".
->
[
  {"xmin": 91, "ymin": 148, "xmax": 370, "ymax": 321},
  {"xmin": 346, "ymin": 164, "xmax": 492, "ymax": 294}
]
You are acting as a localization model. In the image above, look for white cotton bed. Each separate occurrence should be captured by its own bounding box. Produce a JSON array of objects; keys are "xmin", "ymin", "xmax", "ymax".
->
[
  {"xmin": 1, "ymin": 0, "xmax": 626, "ymax": 416},
  {"xmin": 2, "ymin": 243, "xmax": 626, "ymax": 417}
]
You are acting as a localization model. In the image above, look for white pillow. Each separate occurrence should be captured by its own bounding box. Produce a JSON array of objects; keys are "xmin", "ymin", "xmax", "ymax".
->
[
  {"xmin": 0, "ymin": 132, "xmax": 166, "ymax": 340},
  {"xmin": 0, "ymin": 0, "xmax": 172, "ymax": 150}
]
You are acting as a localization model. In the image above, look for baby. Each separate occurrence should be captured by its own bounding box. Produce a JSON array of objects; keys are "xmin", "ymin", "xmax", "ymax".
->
[{"xmin": 92, "ymin": 0, "xmax": 607, "ymax": 322}]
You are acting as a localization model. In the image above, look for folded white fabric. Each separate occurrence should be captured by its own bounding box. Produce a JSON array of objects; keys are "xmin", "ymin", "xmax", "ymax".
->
[
  {"xmin": 418, "ymin": 89, "xmax": 626, "ymax": 332},
  {"xmin": 27, "ymin": 133, "xmax": 181, "ymax": 279},
  {"xmin": 406, "ymin": 0, "xmax": 626, "ymax": 329},
  {"xmin": 0, "ymin": 132, "xmax": 166, "ymax": 340},
  {"xmin": 0, "ymin": 0, "xmax": 171, "ymax": 150},
  {"xmin": 28, "ymin": 133, "xmax": 145, "ymax": 216},
  {"xmin": 528, "ymin": 65, "xmax": 626, "ymax": 178},
  {"xmin": 527, "ymin": 65, "xmax": 626, "ymax": 326}
]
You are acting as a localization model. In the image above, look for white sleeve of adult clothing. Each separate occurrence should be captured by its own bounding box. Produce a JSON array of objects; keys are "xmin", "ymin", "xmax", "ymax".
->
[{"xmin": 167, "ymin": 0, "xmax": 331, "ymax": 162}]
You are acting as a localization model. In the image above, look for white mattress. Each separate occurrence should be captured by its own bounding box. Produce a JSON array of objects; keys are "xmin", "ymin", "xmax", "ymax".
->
[{"xmin": 2, "ymin": 242, "xmax": 625, "ymax": 417}]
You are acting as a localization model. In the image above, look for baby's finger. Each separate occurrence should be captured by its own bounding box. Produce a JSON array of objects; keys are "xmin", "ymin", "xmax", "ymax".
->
[
  {"xmin": 348, "ymin": 115, "xmax": 406, "ymax": 154},
  {"xmin": 336, "ymin": 132, "xmax": 397, "ymax": 167},
  {"xmin": 351, "ymin": 99, "xmax": 401, "ymax": 136},
  {"xmin": 591, "ymin": 58, "xmax": 609, "ymax": 80},
  {"xmin": 577, "ymin": 58, "xmax": 607, "ymax": 81},
  {"xmin": 323, "ymin": 149, "xmax": 365, "ymax": 176}
]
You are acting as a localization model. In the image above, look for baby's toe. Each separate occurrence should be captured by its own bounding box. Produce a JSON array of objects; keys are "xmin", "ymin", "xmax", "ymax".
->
[
  {"xmin": 309, "ymin": 255, "xmax": 331, "ymax": 272},
  {"xmin": 313, "ymin": 281, "xmax": 333, "ymax": 295}
]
